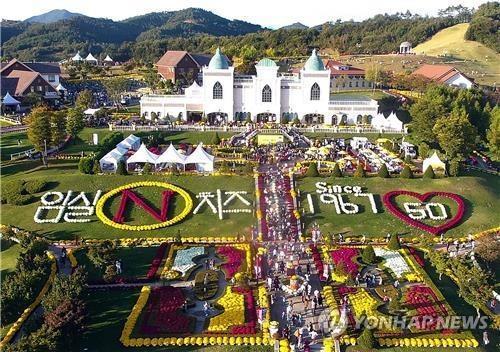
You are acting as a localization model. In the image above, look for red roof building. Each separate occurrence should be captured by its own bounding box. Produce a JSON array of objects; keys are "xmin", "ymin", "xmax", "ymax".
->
[
  {"xmin": 412, "ymin": 64, "xmax": 474, "ymax": 89},
  {"xmin": 322, "ymin": 59, "xmax": 373, "ymax": 91},
  {"xmin": 155, "ymin": 51, "xmax": 213, "ymax": 83}
]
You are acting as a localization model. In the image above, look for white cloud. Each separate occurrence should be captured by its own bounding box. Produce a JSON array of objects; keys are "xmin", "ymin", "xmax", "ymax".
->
[{"xmin": 3, "ymin": 0, "xmax": 489, "ymax": 28}]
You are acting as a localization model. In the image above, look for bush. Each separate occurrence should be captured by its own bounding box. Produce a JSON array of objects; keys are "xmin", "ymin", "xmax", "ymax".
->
[
  {"xmin": 448, "ymin": 159, "xmax": 461, "ymax": 177},
  {"xmin": 357, "ymin": 326, "xmax": 376, "ymax": 349},
  {"xmin": 332, "ymin": 163, "xmax": 343, "ymax": 177},
  {"xmin": 292, "ymin": 117, "xmax": 300, "ymax": 125},
  {"xmin": 5, "ymin": 180, "xmax": 26, "ymax": 195},
  {"xmin": 400, "ymin": 165, "xmax": 413, "ymax": 179},
  {"xmin": 306, "ymin": 163, "xmax": 319, "ymax": 177},
  {"xmin": 116, "ymin": 161, "xmax": 127, "ymax": 175},
  {"xmin": 361, "ymin": 244, "xmax": 376, "ymax": 264},
  {"xmin": 24, "ymin": 180, "xmax": 48, "ymax": 194},
  {"xmin": 377, "ymin": 164, "xmax": 390, "ymax": 178},
  {"xmin": 387, "ymin": 234, "xmax": 400, "ymax": 250},
  {"xmin": 388, "ymin": 297, "xmax": 402, "ymax": 312},
  {"xmin": 354, "ymin": 163, "xmax": 366, "ymax": 178},
  {"xmin": 142, "ymin": 162, "xmax": 153, "ymax": 174},
  {"xmin": 419, "ymin": 143, "xmax": 430, "ymax": 159},
  {"xmin": 423, "ymin": 166, "xmax": 435, "ymax": 179},
  {"xmin": 243, "ymin": 162, "xmax": 254, "ymax": 174},
  {"xmin": 103, "ymin": 264, "xmax": 117, "ymax": 283},
  {"xmin": 5, "ymin": 193, "xmax": 33, "ymax": 206},
  {"xmin": 78, "ymin": 157, "xmax": 94, "ymax": 174},
  {"xmin": 92, "ymin": 160, "xmax": 101, "ymax": 174},
  {"xmin": 194, "ymin": 270, "xmax": 219, "ymax": 300}
]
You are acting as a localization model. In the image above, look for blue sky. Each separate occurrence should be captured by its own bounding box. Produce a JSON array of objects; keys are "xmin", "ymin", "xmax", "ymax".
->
[{"xmin": 3, "ymin": 0, "xmax": 489, "ymax": 28}]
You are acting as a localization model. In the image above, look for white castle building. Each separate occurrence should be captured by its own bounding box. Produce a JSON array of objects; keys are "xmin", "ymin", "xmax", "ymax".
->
[{"xmin": 141, "ymin": 48, "xmax": 394, "ymax": 127}]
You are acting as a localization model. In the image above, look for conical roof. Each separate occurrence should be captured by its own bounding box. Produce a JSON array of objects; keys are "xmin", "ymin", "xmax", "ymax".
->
[
  {"xmin": 85, "ymin": 53, "xmax": 98, "ymax": 61},
  {"xmin": 185, "ymin": 143, "xmax": 214, "ymax": 164},
  {"xmin": 126, "ymin": 143, "xmax": 158, "ymax": 164},
  {"xmin": 304, "ymin": 49, "xmax": 325, "ymax": 71},
  {"xmin": 55, "ymin": 83, "xmax": 67, "ymax": 91},
  {"xmin": 156, "ymin": 143, "xmax": 186, "ymax": 164},
  {"xmin": 208, "ymin": 48, "xmax": 229, "ymax": 70},
  {"xmin": 2, "ymin": 92, "xmax": 21, "ymax": 105},
  {"xmin": 72, "ymin": 51, "xmax": 83, "ymax": 61},
  {"xmin": 104, "ymin": 55, "xmax": 113, "ymax": 62}
]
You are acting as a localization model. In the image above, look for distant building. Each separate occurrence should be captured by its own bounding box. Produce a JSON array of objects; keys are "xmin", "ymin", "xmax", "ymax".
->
[
  {"xmin": 399, "ymin": 41, "xmax": 412, "ymax": 54},
  {"xmin": 1, "ymin": 59, "xmax": 59, "ymax": 100},
  {"xmin": 323, "ymin": 59, "xmax": 372, "ymax": 91},
  {"xmin": 155, "ymin": 50, "xmax": 218, "ymax": 83},
  {"xmin": 412, "ymin": 64, "xmax": 474, "ymax": 89},
  {"xmin": 141, "ymin": 48, "xmax": 383, "ymax": 126}
]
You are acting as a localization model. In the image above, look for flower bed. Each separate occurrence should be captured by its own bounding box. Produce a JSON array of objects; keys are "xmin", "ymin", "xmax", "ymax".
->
[
  {"xmin": 406, "ymin": 246, "xmax": 425, "ymax": 267},
  {"xmin": 171, "ymin": 246, "xmax": 205, "ymax": 277},
  {"xmin": 208, "ymin": 286, "xmax": 245, "ymax": 332},
  {"xmin": 330, "ymin": 248, "xmax": 360, "ymax": 275},
  {"xmin": 217, "ymin": 245, "xmax": 244, "ymax": 280},
  {"xmin": 309, "ymin": 244, "xmax": 324, "ymax": 278},
  {"xmin": 228, "ymin": 287, "xmax": 257, "ymax": 335},
  {"xmin": 146, "ymin": 243, "xmax": 169, "ymax": 280},
  {"xmin": 139, "ymin": 286, "xmax": 195, "ymax": 335},
  {"xmin": 405, "ymin": 284, "xmax": 449, "ymax": 331},
  {"xmin": 374, "ymin": 247, "xmax": 411, "ymax": 278}
]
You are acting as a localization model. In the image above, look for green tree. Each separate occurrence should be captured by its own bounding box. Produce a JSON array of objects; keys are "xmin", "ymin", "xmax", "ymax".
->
[
  {"xmin": 306, "ymin": 163, "xmax": 319, "ymax": 177},
  {"xmin": 387, "ymin": 234, "xmax": 401, "ymax": 250},
  {"xmin": 143, "ymin": 67, "xmax": 160, "ymax": 91},
  {"xmin": 332, "ymin": 163, "xmax": 343, "ymax": 178},
  {"xmin": 353, "ymin": 163, "xmax": 366, "ymax": 178},
  {"xmin": 102, "ymin": 77, "xmax": 128, "ymax": 104},
  {"xmin": 423, "ymin": 165, "xmax": 435, "ymax": 179},
  {"xmin": 27, "ymin": 106, "xmax": 52, "ymax": 165},
  {"xmin": 66, "ymin": 107, "xmax": 85, "ymax": 141},
  {"xmin": 116, "ymin": 161, "xmax": 128, "ymax": 175},
  {"xmin": 361, "ymin": 244, "xmax": 376, "ymax": 264},
  {"xmin": 78, "ymin": 157, "xmax": 94, "ymax": 174},
  {"xmin": 400, "ymin": 165, "xmax": 413, "ymax": 178},
  {"xmin": 50, "ymin": 111, "xmax": 66, "ymax": 147},
  {"xmin": 448, "ymin": 159, "xmax": 461, "ymax": 177},
  {"xmin": 433, "ymin": 110, "xmax": 477, "ymax": 159},
  {"xmin": 486, "ymin": 106, "xmax": 500, "ymax": 160},
  {"xmin": 92, "ymin": 160, "xmax": 101, "ymax": 174},
  {"xmin": 418, "ymin": 142, "xmax": 430, "ymax": 159},
  {"xmin": 357, "ymin": 326, "xmax": 376, "ymax": 349},
  {"xmin": 142, "ymin": 162, "xmax": 153, "ymax": 174},
  {"xmin": 23, "ymin": 92, "xmax": 44, "ymax": 107},
  {"xmin": 75, "ymin": 89, "xmax": 93, "ymax": 109},
  {"xmin": 377, "ymin": 163, "xmax": 390, "ymax": 178}
]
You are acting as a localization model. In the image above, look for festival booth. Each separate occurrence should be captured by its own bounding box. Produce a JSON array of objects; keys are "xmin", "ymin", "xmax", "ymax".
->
[
  {"xmin": 126, "ymin": 143, "xmax": 158, "ymax": 171},
  {"xmin": 385, "ymin": 113, "xmax": 404, "ymax": 130},
  {"xmin": 185, "ymin": 143, "xmax": 215, "ymax": 172},
  {"xmin": 85, "ymin": 53, "xmax": 98, "ymax": 65},
  {"xmin": 71, "ymin": 52, "xmax": 83, "ymax": 62},
  {"xmin": 84, "ymin": 108, "xmax": 102, "ymax": 116},
  {"xmin": 350, "ymin": 137, "xmax": 369, "ymax": 150},
  {"xmin": 1, "ymin": 92, "xmax": 21, "ymax": 112},
  {"xmin": 99, "ymin": 147, "xmax": 127, "ymax": 172},
  {"xmin": 371, "ymin": 114, "xmax": 387, "ymax": 129},
  {"xmin": 423, "ymin": 152, "xmax": 446, "ymax": 173},
  {"xmin": 103, "ymin": 55, "xmax": 114, "ymax": 66},
  {"xmin": 117, "ymin": 134, "xmax": 141, "ymax": 151},
  {"xmin": 156, "ymin": 143, "xmax": 187, "ymax": 170}
]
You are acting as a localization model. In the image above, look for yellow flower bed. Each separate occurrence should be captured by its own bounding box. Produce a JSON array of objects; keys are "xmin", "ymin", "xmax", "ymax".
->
[
  {"xmin": 258, "ymin": 285, "xmax": 271, "ymax": 331},
  {"xmin": 380, "ymin": 337, "xmax": 479, "ymax": 348},
  {"xmin": 0, "ymin": 252, "xmax": 57, "ymax": 348},
  {"xmin": 322, "ymin": 286, "xmax": 341, "ymax": 325},
  {"xmin": 95, "ymin": 181, "xmax": 193, "ymax": 231},
  {"xmin": 207, "ymin": 287, "xmax": 245, "ymax": 332},
  {"xmin": 120, "ymin": 286, "xmax": 151, "ymax": 347}
]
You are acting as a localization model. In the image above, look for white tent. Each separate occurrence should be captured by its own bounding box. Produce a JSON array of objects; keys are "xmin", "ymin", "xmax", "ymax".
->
[
  {"xmin": 385, "ymin": 113, "xmax": 403, "ymax": 130},
  {"xmin": 423, "ymin": 152, "xmax": 446, "ymax": 173},
  {"xmin": 185, "ymin": 143, "xmax": 215, "ymax": 172},
  {"xmin": 99, "ymin": 147, "xmax": 127, "ymax": 172},
  {"xmin": 71, "ymin": 52, "xmax": 83, "ymax": 61},
  {"xmin": 84, "ymin": 108, "xmax": 101, "ymax": 116},
  {"xmin": 104, "ymin": 55, "xmax": 114, "ymax": 62},
  {"xmin": 126, "ymin": 143, "xmax": 158, "ymax": 168},
  {"xmin": 2, "ymin": 92, "xmax": 21, "ymax": 106},
  {"xmin": 117, "ymin": 134, "xmax": 141, "ymax": 151},
  {"xmin": 85, "ymin": 53, "xmax": 98, "ymax": 63},
  {"xmin": 371, "ymin": 114, "xmax": 387, "ymax": 129},
  {"xmin": 156, "ymin": 143, "xmax": 186, "ymax": 168},
  {"xmin": 55, "ymin": 84, "xmax": 67, "ymax": 92}
]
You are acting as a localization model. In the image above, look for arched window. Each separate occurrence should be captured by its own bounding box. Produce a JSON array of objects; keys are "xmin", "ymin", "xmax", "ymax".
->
[
  {"xmin": 262, "ymin": 85, "xmax": 272, "ymax": 102},
  {"xmin": 213, "ymin": 81, "xmax": 223, "ymax": 99},
  {"xmin": 310, "ymin": 83, "xmax": 320, "ymax": 101}
]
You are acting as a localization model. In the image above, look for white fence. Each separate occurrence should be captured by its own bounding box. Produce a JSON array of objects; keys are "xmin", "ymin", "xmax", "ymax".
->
[
  {"xmin": 10, "ymin": 148, "xmax": 36, "ymax": 160},
  {"xmin": 0, "ymin": 116, "xmax": 22, "ymax": 125}
]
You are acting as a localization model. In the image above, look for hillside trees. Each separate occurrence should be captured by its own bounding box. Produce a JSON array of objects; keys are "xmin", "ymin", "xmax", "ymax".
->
[{"xmin": 465, "ymin": 2, "xmax": 500, "ymax": 52}]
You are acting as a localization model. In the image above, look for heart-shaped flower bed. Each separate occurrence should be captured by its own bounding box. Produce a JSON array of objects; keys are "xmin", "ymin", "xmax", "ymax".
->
[{"xmin": 383, "ymin": 190, "xmax": 465, "ymax": 235}]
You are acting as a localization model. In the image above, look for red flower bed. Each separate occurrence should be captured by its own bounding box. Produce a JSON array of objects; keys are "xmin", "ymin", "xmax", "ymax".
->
[
  {"xmin": 140, "ymin": 286, "xmax": 194, "ymax": 335},
  {"xmin": 229, "ymin": 287, "xmax": 257, "ymax": 335},
  {"xmin": 146, "ymin": 243, "xmax": 169, "ymax": 279},
  {"xmin": 330, "ymin": 248, "xmax": 359, "ymax": 275},
  {"xmin": 406, "ymin": 246, "xmax": 425, "ymax": 267},
  {"xmin": 405, "ymin": 285, "xmax": 448, "ymax": 331},
  {"xmin": 113, "ymin": 189, "xmax": 175, "ymax": 223},
  {"xmin": 309, "ymin": 244, "xmax": 324, "ymax": 279},
  {"xmin": 217, "ymin": 246, "xmax": 244, "ymax": 280},
  {"xmin": 383, "ymin": 190, "xmax": 465, "ymax": 235}
]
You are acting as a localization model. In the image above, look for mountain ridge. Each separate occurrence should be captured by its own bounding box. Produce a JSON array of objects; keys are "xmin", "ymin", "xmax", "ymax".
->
[{"xmin": 24, "ymin": 9, "xmax": 84, "ymax": 23}]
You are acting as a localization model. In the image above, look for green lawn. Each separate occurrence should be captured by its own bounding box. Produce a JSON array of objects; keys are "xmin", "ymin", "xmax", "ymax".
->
[
  {"xmin": 74, "ymin": 246, "xmax": 159, "ymax": 282},
  {"xmin": 0, "ymin": 131, "xmax": 33, "ymax": 161},
  {"xmin": 0, "ymin": 120, "xmax": 16, "ymax": 127},
  {"xmin": 1, "ymin": 174, "xmax": 254, "ymax": 241},
  {"xmin": 82, "ymin": 288, "xmax": 272, "ymax": 352},
  {"xmin": 298, "ymin": 171, "xmax": 500, "ymax": 238},
  {"xmin": 304, "ymin": 132, "xmax": 405, "ymax": 142},
  {"xmin": 330, "ymin": 90, "xmax": 387, "ymax": 101},
  {"xmin": 0, "ymin": 239, "xmax": 21, "ymax": 281}
]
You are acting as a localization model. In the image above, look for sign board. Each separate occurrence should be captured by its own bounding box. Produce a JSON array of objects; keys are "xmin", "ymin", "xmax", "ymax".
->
[
  {"xmin": 92, "ymin": 133, "xmax": 99, "ymax": 145},
  {"xmin": 257, "ymin": 134, "xmax": 284, "ymax": 145}
]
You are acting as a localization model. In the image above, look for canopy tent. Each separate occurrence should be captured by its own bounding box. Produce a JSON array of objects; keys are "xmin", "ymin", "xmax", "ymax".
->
[
  {"xmin": 126, "ymin": 143, "xmax": 158, "ymax": 168},
  {"xmin": 423, "ymin": 152, "xmax": 446, "ymax": 173},
  {"xmin": 185, "ymin": 143, "xmax": 215, "ymax": 172},
  {"xmin": 71, "ymin": 52, "xmax": 83, "ymax": 61},
  {"xmin": 385, "ymin": 113, "xmax": 403, "ymax": 130},
  {"xmin": 117, "ymin": 134, "xmax": 141, "ymax": 151},
  {"xmin": 2, "ymin": 92, "xmax": 21, "ymax": 106},
  {"xmin": 84, "ymin": 108, "xmax": 101, "ymax": 116},
  {"xmin": 99, "ymin": 147, "xmax": 127, "ymax": 172},
  {"xmin": 55, "ymin": 84, "xmax": 67, "ymax": 92},
  {"xmin": 370, "ymin": 114, "xmax": 387, "ymax": 129},
  {"xmin": 85, "ymin": 53, "xmax": 98, "ymax": 63},
  {"xmin": 156, "ymin": 143, "xmax": 186, "ymax": 168},
  {"xmin": 104, "ymin": 55, "xmax": 114, "ymax": 62}
]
